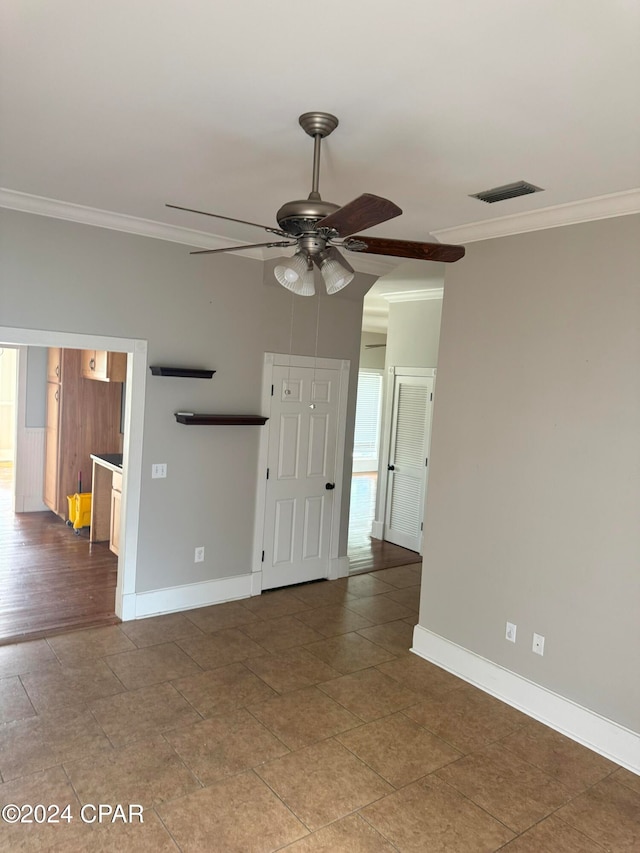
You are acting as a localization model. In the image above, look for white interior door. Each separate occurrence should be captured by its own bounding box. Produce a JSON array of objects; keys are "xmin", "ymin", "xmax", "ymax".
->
[
  {"xmin": 262, "ymin": 363, "xmax": 342, "ymax": 589},
  {"xmin": 384, "ymin": 373, "xmax": 434, "ymax": 552}
]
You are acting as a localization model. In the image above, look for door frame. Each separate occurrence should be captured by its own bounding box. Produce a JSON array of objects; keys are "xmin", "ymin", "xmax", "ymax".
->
[
  {"xmin": 0, "ymin": 325, "xmax": 147, "ymax": 621},
  {"xmin": 376, "ymin": 366, "xmax": 436, "ymax": 553},
  {"xmin": 252, "ymin": 352, "xmax": 351, "ymax": 592}
]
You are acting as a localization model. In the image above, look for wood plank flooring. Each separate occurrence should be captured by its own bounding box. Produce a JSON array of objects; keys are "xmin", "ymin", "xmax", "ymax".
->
[
  {"xmin": 0, "ymin": 463, "xmax": 118, "ymax": 645},
  {"xmin": 348, "ymin": 472, "xmax": 419, "ymax": 574}
]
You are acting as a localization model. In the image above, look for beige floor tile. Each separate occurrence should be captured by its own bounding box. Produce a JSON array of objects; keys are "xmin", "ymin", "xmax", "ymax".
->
[
  {"xmin": 499, "ymin": 814, "xmax": 607, "ymax": 852},
  {"xmin": 165, "ymin": 708, "xmax": 289, "ymax": 785},
  {"xmin": 47, "ymin": 625, "xmax": 135, "ymax": 663},
  {"xmin": 120, "ymin": 612, "xmax": 204, "ymax": 647},
  {"xmin": 383, "ymin": 584, "xmax": 421, "ymax": 612},
  {"xmin": 377, "ymin": 653, "xmax": 465, "ymax": 697},
  {"xmin": 404, "ymin": 682, "xmax": 528, "ymax": 752},
  {"xmin": 318, "ymin": 667, "xmax": 419, "ymax": 721},
  {"xmin": 172, "ymin": 662, "xmax": 277, "ymax": 717},
  {"xmin": 337, "ymin": 712, "xmax": 461, "ymax": 787},
  {"xmin": 295, "ymin": 604, "xmax": 373, "ymax": 637},
  {"xmin": 344, "ymin": 595, "xmax": 413, "ymax": 625},
  {"xmin": 614, "ymin": 767, "xmax": 640, "ymax": 795},
  {"xmin": 362, "ymin": 774, "xmax": 515, "ymax": 853},
  {"xmin": 240, "ymin": 615, "xmax": 325, "ymax": 653},
  {"xmin": 289, "ymin": 580, "xmax": 357, "ymax": 609},
  {"xmin": 436, "ymin": 741, "xmax": 572, "ymax": 833},
  {"xmin": 104, "ymin": 642, "xmax": 202, "ymax": 689},
  {"xmin": 371, "ymin": 564, "xmax": 422, "ymax": 588},
  {"xmin": 64, "ymin": 732, "xmax": 199, "ymax": 808},
  {"xmin": 556, "ymin": 775, "xmax": 640, "ymax": 851},
  {"xmin": 357, "ymin": 619, "xmax": 414, "ymax": 656},
  {"xmin": 281, "ymin": 813, "xmax": 396, "ymax": 852},
  {"xmin": 20, "ymin": 659, "xmax": 125, "ymax": 713},
  {"xmin": 499, "ymin": 719, "xmax": 619, "ymax": 793},
  {"xmin": 0, "ymin": 765, "xmax": 82, "ymax": 852},
  {"xmin": 244, "ymin": 648, "xmax": 341, "ymax": 694},
  {"xmin": 250, "ymin": 686, "xmax": 361, "ymax": 750},
  {"xmin": 257, "ymin": 738, "xmax": 392, "ymax": 831},
  {"xmin": 176, "ymin": 627, "xmax": 267, "ymax": 669},
  {"xmin": 89, "ymin": 682, "xmax": 201, "ymax": 747},
  {"xmin": 343, "ymin": 574, "xmax": 396, "ymax": 597},
  {"xmin": 0, "ymin": 675, "xmax": 36, "ymax": 724},
  {"xmin": 0, "ymin": 705, "xmax": 112, "ymax": 781},
  {"xmin": 304, "ymin": 632, "xmax": 395, "ymax": 674},
  {"xmin": 183, "ymin": 599, "xmax": 261, "ymax": 633},
  {"xmin": 158, "ymin": 770, "xmax": 308, "ymax": 853},
  {"xmin": 241, "ymin": 589, "xmax": 312, "ymax": 619},
  {"xmin": 0, "ymin": 638, "xmax": 57, "ymax": 678},
  {"xmin": 75, "ymin": 811, "xmax": 180, "ymax": 852}
]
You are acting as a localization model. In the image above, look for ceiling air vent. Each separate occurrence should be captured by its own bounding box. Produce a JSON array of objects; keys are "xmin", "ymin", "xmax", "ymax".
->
[{"xmin": 470, "ymin": 181, "xmax": 544, "ymax": 204}]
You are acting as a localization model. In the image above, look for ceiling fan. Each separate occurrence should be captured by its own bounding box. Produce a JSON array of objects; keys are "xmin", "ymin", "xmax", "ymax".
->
[{"xmin": 167, "ymin": 112, "xmax": 465, "ymax": 296}]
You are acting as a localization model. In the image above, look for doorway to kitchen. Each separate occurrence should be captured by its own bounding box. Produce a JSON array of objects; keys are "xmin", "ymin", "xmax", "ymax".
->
[{"xmin": 0, "ymin": 326, "xmax": 146, "ymax": 643}]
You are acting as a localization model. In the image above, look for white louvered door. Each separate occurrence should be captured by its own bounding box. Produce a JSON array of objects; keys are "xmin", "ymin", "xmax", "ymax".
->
[{"xmin": 384, "ymin": 373, "xmax": 434, "ymax": 552}]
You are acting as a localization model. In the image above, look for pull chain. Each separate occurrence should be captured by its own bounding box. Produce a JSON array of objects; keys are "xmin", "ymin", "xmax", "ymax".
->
[{"xmin": 309, "ymin": 292, "xmax": 321, "ymax": 409}]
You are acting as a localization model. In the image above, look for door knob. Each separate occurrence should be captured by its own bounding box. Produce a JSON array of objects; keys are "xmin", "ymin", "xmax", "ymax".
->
[
  {"xmin": 387, "ymin": 464, "xmax": 395, "ymax": 471},
  {"xmin": 325, "ymin": 482, "xmax": 335, "ymax": 490}
]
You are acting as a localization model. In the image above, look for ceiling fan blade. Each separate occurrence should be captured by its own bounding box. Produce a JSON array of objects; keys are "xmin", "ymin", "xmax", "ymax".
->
[
  {"xmin": 167, "ymin": 203, "xmax": 285, "ymax": 234},
  {"xmin": 191, "ymin": 241, "xmax": 295, "ymax": 255},
  {"xmin": 316, "ymin": 194, "xmax": 402, "ymax": 237},
  {"xmin": 344, "ymin": 236, "xmax": 465, "ymax": 263}
]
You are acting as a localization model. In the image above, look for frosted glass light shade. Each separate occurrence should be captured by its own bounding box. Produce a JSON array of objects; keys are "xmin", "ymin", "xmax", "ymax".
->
[
  {"xmin": 274, "ymin": 252, "xmax": 315, "ymax": 296},
  {"xmin": 320, "ymin": 257, "xmax": 354, "ymax": 294}
]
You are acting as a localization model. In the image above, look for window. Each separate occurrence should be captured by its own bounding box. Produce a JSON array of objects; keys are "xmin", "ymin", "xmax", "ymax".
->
[{"xmin": 353, "ymin": 370, "xmax": 383, "ymax": 472}]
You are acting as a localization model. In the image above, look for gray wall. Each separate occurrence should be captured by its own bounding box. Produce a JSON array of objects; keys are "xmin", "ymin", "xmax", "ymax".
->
[
  {"xmin": 359, "ymin": 332, "xmax": 386, "ymax": 369},
  {"xmin": 420, "ymin": 214, "xmax": 640, "ymax": 732},
  {"xmin": 25, "ymin": 347, "xmax": 47, "ymax": 427},
  {"xmin": 384, "ymin": 298, "xmax": 442, "ymax": 370},
  {"xmin": 0, "ymin": 209, "xmax": 373, "ymax": 594}
]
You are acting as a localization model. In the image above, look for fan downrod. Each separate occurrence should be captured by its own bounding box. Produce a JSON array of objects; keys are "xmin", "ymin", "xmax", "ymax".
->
[{"xmin": 299, "ymin": 112, "xmax": 339, "ymax": 138}]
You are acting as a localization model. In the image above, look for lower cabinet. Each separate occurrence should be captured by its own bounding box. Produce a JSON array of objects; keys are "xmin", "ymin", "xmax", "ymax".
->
[{"xmin": 110, "ymin": 471, "xmax": 122, "ymax": 555}]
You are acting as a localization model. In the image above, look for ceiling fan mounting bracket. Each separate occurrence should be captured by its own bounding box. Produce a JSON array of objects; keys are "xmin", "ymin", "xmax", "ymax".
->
[{"xmin": 298, "ymin": 112, "xmax": 339, "ymax": 138}]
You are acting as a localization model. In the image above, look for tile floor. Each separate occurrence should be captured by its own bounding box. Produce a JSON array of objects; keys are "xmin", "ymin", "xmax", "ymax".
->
[{"xmin": 0, "ymin": 563, "xmax": 638, "ymax": 852}]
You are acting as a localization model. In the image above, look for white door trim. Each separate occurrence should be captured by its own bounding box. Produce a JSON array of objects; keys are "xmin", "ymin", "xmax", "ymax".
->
[
  {"xmin": 252, "ymin": 352, "xmax": 350, "ymax": 592},
  {"xmin": 375, "ymin": 366, "xmax": 436, "ymax": 551},
  {"xmin": 0, "ymin": 325, "xmax": 147, "ymax": 621}
]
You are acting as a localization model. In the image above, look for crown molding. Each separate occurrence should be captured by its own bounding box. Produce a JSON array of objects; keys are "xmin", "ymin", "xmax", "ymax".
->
[
  {"xmin": 432, "ymin": 188, "xmax": 640, "ymax": 245},
  {"xmin": 0, "ymin": 188, "xmax": 397, "ymax": 276},
  {"xmin": 382, "ymin": 287, "xmax": 443, "ymax": 303}
]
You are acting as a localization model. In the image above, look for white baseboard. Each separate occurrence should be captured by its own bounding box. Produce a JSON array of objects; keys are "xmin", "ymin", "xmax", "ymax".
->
[
  {"xmin": 128, "ymin": 573, "xmax": 254, "ymax": 620},
  {"xmin": 412, "ymin": 624, "xmax": 640, "ymax": 776},
  {"xmin": 371, "ymin": 520, "xmax": 384, "ymax": 539},
  {"xmin": 328, "ymin": 556, "xmax": 350, "ymax": 580}
]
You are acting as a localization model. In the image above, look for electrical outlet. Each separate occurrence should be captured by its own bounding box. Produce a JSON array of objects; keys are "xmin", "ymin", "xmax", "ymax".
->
[
  {"xmin": 505, "ymin": 622, "xmax": 517, "ymax": 643},
  {"xmin": 194, "ymin": 546, "xmax": 205, "ymax": 563},
  {"xmin": 152, "ymin": 463, "xmax": 167, "ymax": 479},
  {"xmin": 532, "ymin": 633, "xmax": 545, "ymax": 655}
]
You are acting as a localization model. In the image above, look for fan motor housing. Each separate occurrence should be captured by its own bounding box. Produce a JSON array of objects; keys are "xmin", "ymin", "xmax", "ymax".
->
[{"xmin": 276, "ymin": 198, "xmax": 340, "ymax": 236}]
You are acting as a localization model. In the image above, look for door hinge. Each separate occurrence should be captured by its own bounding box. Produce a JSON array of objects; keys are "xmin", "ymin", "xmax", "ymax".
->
[
  {"xmin": 261, "ymin": 550, "xmax": 264, "ymax": 562},
  {"xmin": 421, "ymin": 522, "xmax": 424, "ymax": 531},
  {"xmin": 425, "ymin": 458, "xmax": 428, "ymax": 467},
  {"xmin": 266, "ymin": 468, "xmax": 270, "ymax": 479},
  {"xmin": 271, "ymin": 384, "xmax": 274, "ymax": 396},
  {"xmin": 430, "ymin": 392, "xmax": 433, "ymax": 401}
]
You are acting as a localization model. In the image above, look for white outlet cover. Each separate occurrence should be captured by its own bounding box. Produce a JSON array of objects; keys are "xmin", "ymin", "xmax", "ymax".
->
[
  {"xmin": 152, "ymin": 463, "xmax": 167, "ymax": 479},
  {"xmin": 505, "ymin": 622, "xmax": 517, "ymax": 643},
  {"xmin": 194, "ymin": 546, "xmax": 205, "ymax": 563},
  {"xmin": 532, "ymin": 633, "xmax": 545, "ymax": 655}
]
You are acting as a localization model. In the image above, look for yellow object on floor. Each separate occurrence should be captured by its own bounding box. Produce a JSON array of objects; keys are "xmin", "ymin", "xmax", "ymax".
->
[{"xmin": 67, "ymin": 492, "xmax": 92, "ymax": 530}]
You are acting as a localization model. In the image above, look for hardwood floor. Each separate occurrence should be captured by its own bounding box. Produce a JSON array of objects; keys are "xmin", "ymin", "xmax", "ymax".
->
[
  {"xmin": 348, "ymin": 472, "xmax": 419, "ymax": 574},
  {"xmin": 0, "ymin": 463, "xmax": 118, "ymax": 645}
]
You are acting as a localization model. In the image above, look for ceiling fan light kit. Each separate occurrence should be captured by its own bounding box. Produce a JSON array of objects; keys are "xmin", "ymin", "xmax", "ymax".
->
[{"xmin": 168, "ymin": 111, "xmax": 465, "ymax": 294}]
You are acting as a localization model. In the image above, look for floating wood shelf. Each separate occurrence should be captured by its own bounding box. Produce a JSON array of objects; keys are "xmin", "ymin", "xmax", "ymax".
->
[
  {"xmin": 174, "ymin": 414, "xmax": 268, "ymax": 426},
  {"xmin": 150, "ymin": 366, "xmax": 216, "ymax": 378}
]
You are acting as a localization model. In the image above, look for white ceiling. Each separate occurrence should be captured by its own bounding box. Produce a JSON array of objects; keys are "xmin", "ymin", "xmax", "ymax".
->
[{"xmin": 1, "ymin": 1, "xmax": 639, "ymax": 288}]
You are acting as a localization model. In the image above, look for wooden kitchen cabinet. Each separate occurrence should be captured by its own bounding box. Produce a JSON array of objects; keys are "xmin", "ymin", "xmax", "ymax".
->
[
  {"xmin": 110, "ymin": 470, "xmax": 122, "ymax": 555},
  {"xmin": 81, "ymin": 350, "xmax": 127, "ymax": 382},
  {"xmin": 43, "ymin": 348, "xmax": 123, "ymax": 519}
]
